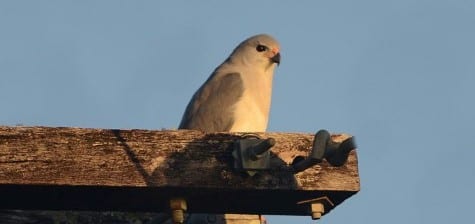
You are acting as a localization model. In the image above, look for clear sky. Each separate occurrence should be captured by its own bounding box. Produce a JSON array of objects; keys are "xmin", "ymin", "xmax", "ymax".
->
[{"xmin": 1, "ymin": 1, "xmax": 474, "ymax": 223}]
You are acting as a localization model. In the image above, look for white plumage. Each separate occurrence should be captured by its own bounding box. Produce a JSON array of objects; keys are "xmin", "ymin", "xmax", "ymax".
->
[{"xmin": 179, "ymin": 34, "xmax": 281, "ymax": 132}]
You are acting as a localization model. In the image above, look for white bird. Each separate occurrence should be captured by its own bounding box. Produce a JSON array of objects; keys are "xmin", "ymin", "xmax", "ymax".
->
[{"xmin": 179, "ymin": 34, "xmax": 281, "ymax": 132}]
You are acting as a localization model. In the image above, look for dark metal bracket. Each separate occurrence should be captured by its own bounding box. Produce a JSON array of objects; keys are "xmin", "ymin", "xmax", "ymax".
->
[
  {"xmin": 232, "ymin": 130, "xmax": 356, "ymax": 176},
  {"xmin": 232, "ymin": 134, "xmax": 276, "ymax": 176},
  {"xmin": 291, "ymin": 129, "xmax": 357, "ymax": 173}
]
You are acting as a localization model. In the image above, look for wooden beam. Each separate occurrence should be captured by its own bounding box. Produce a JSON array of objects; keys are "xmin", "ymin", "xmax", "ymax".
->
[{"xmin": 0, "ymin": 126, "xmax": 359, "ymax": 217}]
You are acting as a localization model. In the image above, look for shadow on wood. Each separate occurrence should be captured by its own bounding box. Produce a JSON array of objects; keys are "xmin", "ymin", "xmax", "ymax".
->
[{"xmin": 0, "ymin": 126, "xmax": 359, "ymax": 221}]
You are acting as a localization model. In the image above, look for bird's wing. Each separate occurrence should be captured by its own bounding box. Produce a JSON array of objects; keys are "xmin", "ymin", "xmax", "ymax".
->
[{"xmin": 178, "ymin": 72, "xmax": 244, "ymax": 132}]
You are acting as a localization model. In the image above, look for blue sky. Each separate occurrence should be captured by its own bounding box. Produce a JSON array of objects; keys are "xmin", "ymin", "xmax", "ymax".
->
[{"xmin": 1, "ymin": 1, "xmax": 474, "ymax": 223}]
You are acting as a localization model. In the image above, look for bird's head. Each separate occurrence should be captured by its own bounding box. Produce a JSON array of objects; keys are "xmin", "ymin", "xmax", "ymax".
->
[{"xmin": 228, "ymin": 34, "xmax": 281, "ymax": 71}]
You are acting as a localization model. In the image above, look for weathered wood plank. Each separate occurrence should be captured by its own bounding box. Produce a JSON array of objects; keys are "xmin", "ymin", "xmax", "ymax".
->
[{"xmin": 0, "ymin": 126, "xmax": 359, "ymax": 217}]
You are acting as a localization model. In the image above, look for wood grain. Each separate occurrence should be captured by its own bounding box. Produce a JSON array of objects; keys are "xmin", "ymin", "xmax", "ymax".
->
[{"xmin": 0, "ymin": 126, "xmax": 359, "ymax": 217}]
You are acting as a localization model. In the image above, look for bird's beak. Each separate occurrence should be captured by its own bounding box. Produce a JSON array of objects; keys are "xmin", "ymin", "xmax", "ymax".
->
[{"xmin": 271, "ymin": 52, "xmax": 281, "ymax": 65}]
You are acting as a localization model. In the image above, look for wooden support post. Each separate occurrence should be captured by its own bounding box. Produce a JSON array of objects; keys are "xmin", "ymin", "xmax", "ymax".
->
[{"xmin": 0, "ymin": 126, "xmax": 359, "ymax": 223}]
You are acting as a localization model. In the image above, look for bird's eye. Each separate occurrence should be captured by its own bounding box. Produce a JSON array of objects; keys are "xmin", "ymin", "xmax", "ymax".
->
[{"xmin": 256, "ymin": 45, "xmax": 268, "ymax": 52}]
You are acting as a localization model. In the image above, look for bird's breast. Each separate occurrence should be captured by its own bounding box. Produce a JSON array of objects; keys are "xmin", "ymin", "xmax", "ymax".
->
[{"xmin": 228, "ymin": 87, "xmax": 271, "ymax": 132}]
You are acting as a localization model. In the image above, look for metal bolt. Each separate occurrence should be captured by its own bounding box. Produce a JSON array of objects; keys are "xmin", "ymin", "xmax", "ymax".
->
[
  {"xmin": 248, "ymin": 138, "xmax": 275, "ymax": 160},
  {"xmin": 170, "ymin": 198, "xmax": 187, "ymax": 224},
  {"xmin": 172, "ymin": 209, "xmax": 184, "ymax": 224},
  {"xmin": 311, "ymin": 203, "xmax": 324, "ymax": 220}
]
